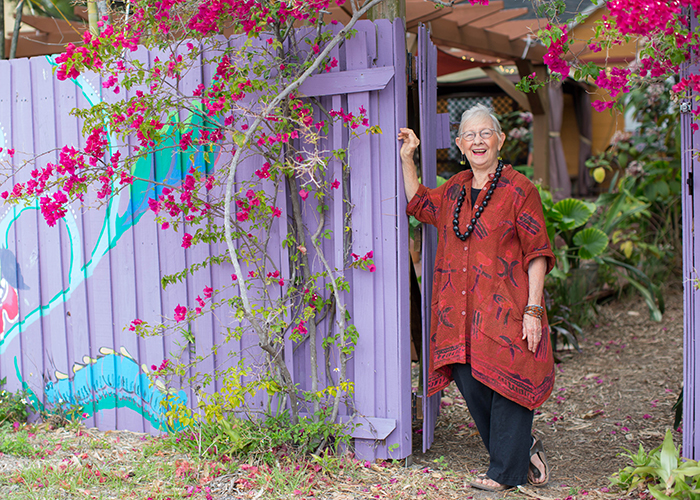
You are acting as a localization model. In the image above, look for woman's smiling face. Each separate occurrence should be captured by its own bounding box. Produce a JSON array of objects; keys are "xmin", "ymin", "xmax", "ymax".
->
[{"xmin": 456, "ymin": 116, "xmax": 506, "ymax": 172}]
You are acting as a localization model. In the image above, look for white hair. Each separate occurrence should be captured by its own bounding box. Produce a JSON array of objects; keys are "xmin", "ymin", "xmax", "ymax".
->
[{"xmin": 458, "ymin": 103, "xmax": 502, "ymax": 136}]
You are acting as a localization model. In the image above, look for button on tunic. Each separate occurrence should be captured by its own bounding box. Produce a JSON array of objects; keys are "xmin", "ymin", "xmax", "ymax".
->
[{"xmin": 406, "ymin": 165, "xmax": 556, "ymax": 410}]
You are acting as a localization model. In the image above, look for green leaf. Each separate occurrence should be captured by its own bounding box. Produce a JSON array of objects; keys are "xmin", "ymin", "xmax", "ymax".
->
[
  {"xmin": 573, "ymin": 227, "xmax": 609, "ymax": 259},
  {"xmin": 600, "ymin": 256, "xmax": 663, "ymax": 321},
  {"xmin": 551, "ymin": 198, "xmax": 595, "ymax": 231},
  {"xmin": 659, "ymin": 429, "xmax": 678, "ymax": 487},
  {"xmin": 549, "ymin": 266, "xmax": 568, "ymax": 281},
  {"xmin": 673, "ymin": 465, "xmax": 700, "ymax": 477},
  {"xmin": 625, "ymin": 274, "xmax": 663, "ymax": 322},
  {"xmin": 648, "ymin": 484, "xmax": 674, "ymax": 500}
]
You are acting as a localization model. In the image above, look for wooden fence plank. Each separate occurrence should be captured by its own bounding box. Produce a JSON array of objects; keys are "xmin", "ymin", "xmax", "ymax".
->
[
  {"xmin": 51, "ymin": 56, "xmax": 97, "ymax": 427},
  {"xmin": 299, "ymin": 67, "xmax": 395, "ymax": 96}
]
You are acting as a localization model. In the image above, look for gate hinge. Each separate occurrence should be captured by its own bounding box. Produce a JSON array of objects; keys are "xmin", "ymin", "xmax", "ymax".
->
[
  {"xmin": 681, "ymin": 101, "xmax": 692, "ymax": 114},
  {"xmin": 688, "ymin": 171, "xmax": 694, "ymax": 195}
]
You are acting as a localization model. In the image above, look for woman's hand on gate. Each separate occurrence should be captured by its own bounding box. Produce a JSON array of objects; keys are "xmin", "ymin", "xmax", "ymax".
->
[{"xmin": 398, "ymin": 128, "xmax": 420, "ymax": 162}]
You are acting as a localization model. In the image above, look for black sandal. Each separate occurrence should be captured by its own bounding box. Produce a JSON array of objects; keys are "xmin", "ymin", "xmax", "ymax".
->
[
  {"xmin": 470, "ymin": 473, "xmax": 513, "ymax": 492},
  {"xmin": 528, "ymin": 438, "xmax": 550, "ymax": 486}
]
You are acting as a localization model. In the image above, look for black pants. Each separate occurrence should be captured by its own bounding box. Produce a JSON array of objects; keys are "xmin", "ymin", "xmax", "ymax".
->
[{"xmin": 452, "ymin": 363, "xmax": 534, "ymax": 486}]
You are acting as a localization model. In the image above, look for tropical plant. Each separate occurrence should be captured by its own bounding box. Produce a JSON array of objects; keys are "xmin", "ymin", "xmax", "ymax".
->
[
  {"xmin": 538, "ymin": 188, "xmax": 608, "ymax": 351},
  {"xmin": 587, "ymin": 80, "xmax": 682, "ymax": 287},
  {"xmin": 611, "ymin": 429, "xmax": 698, "ymax": 500},
  {"xmin": 539, "ymin": 177, "xmax": 666, "ymax": 352}
]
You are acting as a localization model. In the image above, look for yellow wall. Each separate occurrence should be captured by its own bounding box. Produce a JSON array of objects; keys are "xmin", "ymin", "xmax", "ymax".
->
[
  {"xmin": 562, "ymin": 93, "xmax": 579, "ymax": 178},
  {"xmin": 559, "ymin": 6, "xmax": 629, "ymax": 183}
]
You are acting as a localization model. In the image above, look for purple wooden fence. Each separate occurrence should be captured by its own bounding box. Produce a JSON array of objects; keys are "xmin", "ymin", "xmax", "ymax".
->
[
  {"xmin": 417, "ymin": 24, "xmax": 442, "ymax": 453},
  {"xmin": 0, "ymin": 19, "xmax": 416, "ymax": 460},
  {"xmin": 682, "ymin": 14, "xmax": 699, "ymax": 458}
]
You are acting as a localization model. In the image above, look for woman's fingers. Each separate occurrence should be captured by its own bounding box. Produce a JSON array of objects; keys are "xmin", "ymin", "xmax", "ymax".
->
[
  {"xmin": 398, "ymin": 127, "xmax": 419, "ymax": 145},
  {"xmin": 522, "ymin": 316, "xmax": 542, "ymax": 353}
]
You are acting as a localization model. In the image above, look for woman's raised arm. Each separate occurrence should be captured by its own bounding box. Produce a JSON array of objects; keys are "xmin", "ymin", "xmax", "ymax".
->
[{"xmin": 398, "ymin": 127, "xmax": 421, "ymax": 202}]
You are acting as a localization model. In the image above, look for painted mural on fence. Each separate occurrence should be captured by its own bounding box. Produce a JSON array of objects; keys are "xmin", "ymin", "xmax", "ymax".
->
[
  {"xmin": 0, "ymin": 55, "xmax": 227, "ymax": 427},
  {"xmin": 44, "ymin": 347, "xmax": 187, "ymax": 430}
]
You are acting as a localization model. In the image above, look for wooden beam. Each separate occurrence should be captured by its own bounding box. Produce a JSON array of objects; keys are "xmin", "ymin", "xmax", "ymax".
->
[
  {"xmin": 19, "ymin": 15, "xmax": 85, "ymax": 35},
  {"xmin": 444, "ymin": 1, "xmax": 505, "ymax": 27},
  {"xmin": 406, "ymin": 3, "xmax": 453, "ymax": 30},
  {"xmin": 486, "ymin": 19, "xmax": 547, "ymax": 40},
  {"xmin": 74, "ymin": 6, "xmax": 88, "ymax": 22},
  {"xmin": 515, "ymin": 59, "xmax": 545, "ymax": 115},
  {"xmin": 469, "ymin": 7, "xmax": 529, "ymax": 28},
  {"xmin": 4, "ymin": 31, "xmax": 83, "ymax": 58},
  {"xmin": 482, "ymin": 67, "xmax": 530, "ymax": 111},
  {"xmin": 426, "ymin": 17, "xmax": 547, "ymax": 62}
]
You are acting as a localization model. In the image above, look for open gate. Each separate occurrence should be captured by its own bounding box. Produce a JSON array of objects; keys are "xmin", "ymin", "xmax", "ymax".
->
[{"xmin": 682, "ymin": 14, "xmax": 700, "ymax": 460}]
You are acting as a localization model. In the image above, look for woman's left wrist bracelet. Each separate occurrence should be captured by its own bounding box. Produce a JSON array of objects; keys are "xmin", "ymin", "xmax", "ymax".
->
[{"xmin": 523, "ymin": 304, "xmax": 544, "ymax": 319}]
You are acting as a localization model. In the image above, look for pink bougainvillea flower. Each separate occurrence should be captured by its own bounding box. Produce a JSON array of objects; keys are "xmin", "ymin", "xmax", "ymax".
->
[
  {"xmin": 231, "ymin": 274, "xmax": 237, "ymax": 281},
  {"xmin": 299, "ymin": 189, "xmax": 309, "ymax": 201},
  {"xmin": 592, "ymin": 99, "xmax": 615, "ymax": 112},
  {"xmin": 181, "ymin": 233, "xmax": 193, "ymax": 248},
  {"xmin": 331, "ymin": 179, "xmax": 340, "ymax": 189},
  {"xmin": 128, "ymin": 318, "xmax": 144, "ymax": 331},
  {"xmin": 203, "ymin": 286, "xmax": 213, "ymax": 299},
  {"xmin": 174, "ymin": 304, "xmax": 187, "ymax": 322},
  {"xmin": 7, "ymin": 149, "xmax": 14, "ymax": 158},
  {"xmin": 272, "ymin": 207, "xmax": 282, "ymax": 218}
]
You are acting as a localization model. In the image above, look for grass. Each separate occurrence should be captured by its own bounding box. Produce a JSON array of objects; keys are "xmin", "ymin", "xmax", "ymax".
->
[
  {"xmin": 0, "ymin": 422, "xmax": 476, "ymax": 499},
  {"xmin": 0, "ymin": 422, "xmax": 572, "ymax": 499}
]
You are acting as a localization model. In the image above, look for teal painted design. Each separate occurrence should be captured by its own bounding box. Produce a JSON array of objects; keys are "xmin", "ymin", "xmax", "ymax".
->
[
  {"xmin": 0, "ymin": 57, "xmax": 220, "ymax": 354},
  {"xmin": 43, "ymin": 347, "xmax": 188, "ymax": 431}
]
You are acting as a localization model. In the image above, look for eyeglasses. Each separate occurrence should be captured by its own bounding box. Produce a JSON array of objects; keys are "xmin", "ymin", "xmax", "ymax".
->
[{"xmin": 459, "ymin": 129, "xmax": 496, "ymax": 142}]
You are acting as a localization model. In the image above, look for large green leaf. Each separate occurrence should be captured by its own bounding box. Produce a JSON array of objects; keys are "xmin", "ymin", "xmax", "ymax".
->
[
  {"xmin": 573, "ymin": 227, "xmax": 609, "ymax": 260},
  {"xmin": 659, "ymin": 429, "xmax": 678, "ymax": 488},
  {"xmin": 601, "ymin": 256, "xmax": 665, "ymax": 320},
  {"xmin": 551, "ymin": 198, "xmax": 595, "ymax": 231}
]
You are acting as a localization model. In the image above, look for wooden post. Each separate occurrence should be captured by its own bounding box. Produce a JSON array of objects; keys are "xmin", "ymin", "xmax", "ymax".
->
[
  {"xmin": 368, "ymin": 0, "xmax": 405, "ymax": 22},
  {"xmin": 8, "ymin": 0, "xmax": 23, "ymax": 59},
  {"xmin": 516, "ymin": 60, "xmax": 550, "ymax": 187}
]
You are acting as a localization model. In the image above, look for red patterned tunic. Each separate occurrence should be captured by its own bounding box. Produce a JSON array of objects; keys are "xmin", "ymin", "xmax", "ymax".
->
[{"xmin": 407, "ymin": 165, "xmax": 556, "ymax": 410}]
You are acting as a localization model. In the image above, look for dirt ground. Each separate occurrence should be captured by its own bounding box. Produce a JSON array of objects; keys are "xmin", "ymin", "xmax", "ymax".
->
[
  {"xmin": 0, "ymin": 284, "xmax": 684, "ymax": 499},
  {"xmin": 413, "ymin": 282, "xmax": 684, "ymax": 498}
]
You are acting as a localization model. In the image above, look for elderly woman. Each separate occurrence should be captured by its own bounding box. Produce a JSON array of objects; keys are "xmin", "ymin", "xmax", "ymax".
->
[{"xmin": 398, "ymin": 104, "xmax": 554, "ymax": 491}]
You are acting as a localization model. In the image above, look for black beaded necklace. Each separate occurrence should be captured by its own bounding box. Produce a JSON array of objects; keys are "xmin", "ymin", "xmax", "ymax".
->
[{"xmin": 453, "ymin": 160, "xmax": 504, "ymax": 241}]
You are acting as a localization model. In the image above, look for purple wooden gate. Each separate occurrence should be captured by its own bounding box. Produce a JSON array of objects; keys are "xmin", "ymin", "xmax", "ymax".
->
[
  {"xmin": 682, "ymin": 16, "xmax": 699, "ymax": 457},
  {"xmin": 0, "ymin": 19, "xmax": 419, "ymax": 460},
  {"xmin": 417, "ymin": 24, "xmax": 442, "ymax": 453}
]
